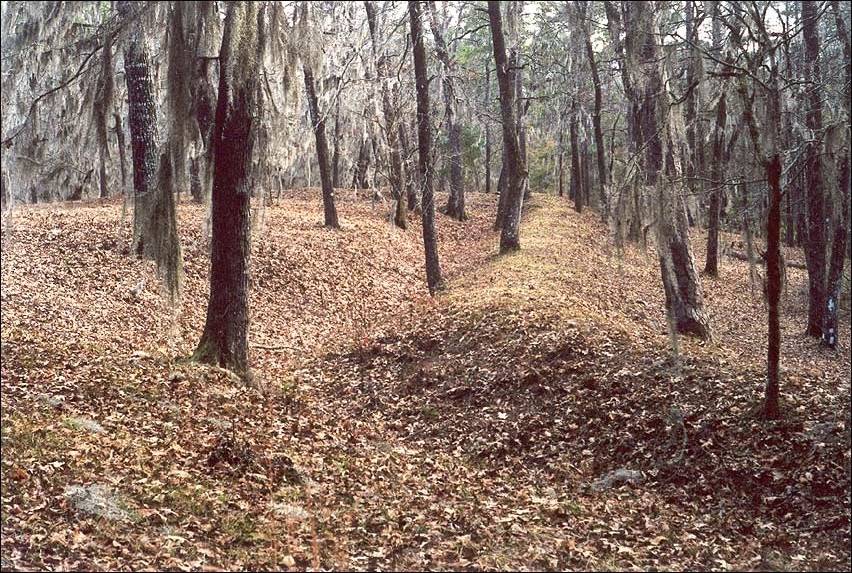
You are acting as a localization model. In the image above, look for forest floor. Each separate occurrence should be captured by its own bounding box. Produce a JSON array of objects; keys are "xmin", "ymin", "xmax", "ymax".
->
[{"xmin": 1, "ymin": 189, "xmax": 850, "ymax": 571}]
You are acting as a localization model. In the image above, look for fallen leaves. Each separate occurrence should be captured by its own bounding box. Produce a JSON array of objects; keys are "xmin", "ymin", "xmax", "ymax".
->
[{"xmin": 1, "ymin": 191, "xmax": 849, "ymax": 571}]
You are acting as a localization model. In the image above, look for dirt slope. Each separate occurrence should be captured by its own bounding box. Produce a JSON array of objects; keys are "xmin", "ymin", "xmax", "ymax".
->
[{"xmin": 1, "ymin": 191, "xmax": 849, "ymax": 571}]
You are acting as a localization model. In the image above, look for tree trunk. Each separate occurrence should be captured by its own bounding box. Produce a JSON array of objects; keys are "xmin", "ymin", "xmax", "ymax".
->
[
  {"xmin": 113, "ymin": 112, "xmax": 128, "ymax": 194},
  {"xmin": 193, "ymin": 2, "xmax": 261, "ymax": 379},
  {"xmin": 353, "ymin": 138, "xmax": 371, "ymax": 189},
  {"xmin": 569, "ymin": 99, "xmax": 582, "ymax": 212},
  {"xmin": 558, "ymin": 120, "xmax": 564, "ymax": 197},
  {"xmin": 577, "ymin": 2, "xmax": 607, "ymax": 221},
  {"xmin": 764, "ymin": 153, "xmax": 782, "ymax": 418},
  {"xmin": 627, "ymin": 1, "xmax": 710, "ymax": 339},
  {"xmin": 822, "ymin": 226, "xmax": 848, "ymax": 349},
  {"xmin": 120, "ymin": 2, "xmax": 159, "ymax": 257},
  {"xmin": 488, "ymin": 0, "xmax": 526, "ymax": 253},
  {"xmin": 303, "ymin": 65, "xmax": 340, "ymax": 229},
  {"xmin": 705, "ymin": 74, "xmax": 726, "ymax": 275},
  {"xmin": 485, "ymin": 61, "xmax": 492, "ymax": 195},
  {"xmin": 802, "ymin": 0, "xmax": 828, "ymax": 338},
  {"xmin": 409, "ymin": 0, "xmax": 443, "ymax": 294},
  {"xmin": 332, "ymin": 95, "xmax": 342, "ymax": 188},
  {"xmin": 399, "ymin": 121, "xmax": 419, "ymax": 211},
  {"xmin": 428, "ymin": 0, "xmax": 466, "ymax": 221},
  {"xmin": 365, "ymin": 1, "xmax": 407, "ymax": 229}
]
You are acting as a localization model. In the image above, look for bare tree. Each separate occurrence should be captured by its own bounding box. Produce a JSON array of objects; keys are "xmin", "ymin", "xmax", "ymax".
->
[
  {"xmin": 488, "ymin": 0, "xmax": 527, "ymax": 253},
  {"xmin": 409, "ymin": 0, "xmax": 443, "ymax": 294},
  {"xmin": 193, "ymin": 2, "xmax": 265, "ymax": 379}
]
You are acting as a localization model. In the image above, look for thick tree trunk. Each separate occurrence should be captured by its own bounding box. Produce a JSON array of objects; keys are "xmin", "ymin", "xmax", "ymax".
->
[
  {"xmin": 303, "ymin": 65, "xmax": 340, "ymax": 229},
  {"xmin": 627, "ymin": 1, "xmax": 711, "ymax": 339},
  {"xmin": 822, "ymin": 226, "xmax": 848, "ymax": 349},
  {"xmin": 488, "ymin": 0, "xmax": 526, "ymax": 253},
  {"xmin": 802, "ymin": 0, "xmax": 828, "ymax": 338},
  {"xmin": 193, "ymin": 2, "xmax": 261, "ymax": 379},
  {"xmin": 409, "ymin": 0, "xmax": 443, "ymax": 294},
  {"xmin": 120, "ymin": 4, "xmax": 159, "ymax": 257}
]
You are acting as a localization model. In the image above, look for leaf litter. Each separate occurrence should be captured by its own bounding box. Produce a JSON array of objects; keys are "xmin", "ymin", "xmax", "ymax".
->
[{"xmin": 1, "ymin": 189, "xmax": 849, "ymax": 571}]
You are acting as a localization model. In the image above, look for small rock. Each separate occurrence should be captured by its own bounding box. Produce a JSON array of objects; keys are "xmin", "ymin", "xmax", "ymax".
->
[
  {"xmin": 591, "ymin": 468, "xmax": 646, "ymax": 491},
  {"xmin": 67, "ymin": 417, "xmax": 105, "ymax": 434},
  {"xmin": 64, "ymin": 484, "xmax": 132, "ymax": 521},
  {"xmin": 38, "ymin": 393, "xmax": 65, "ymax": 408}
]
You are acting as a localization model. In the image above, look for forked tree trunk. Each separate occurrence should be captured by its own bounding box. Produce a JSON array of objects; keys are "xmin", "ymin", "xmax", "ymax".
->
[
  {"xmin": 410, "ymin": 0, "xmax": 443, "ymax": 294},
  {"xmin": 193, "ymin": 2, "xmax": 262, "ymax": 379}
]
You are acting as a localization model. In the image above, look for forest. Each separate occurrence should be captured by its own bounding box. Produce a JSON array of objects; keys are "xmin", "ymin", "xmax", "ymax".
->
[{"xmin": 0, "ymin": 0, "xmax": 850, "ymax": 570}]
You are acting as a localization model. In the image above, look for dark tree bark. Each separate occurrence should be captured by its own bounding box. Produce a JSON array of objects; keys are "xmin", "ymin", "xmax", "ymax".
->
[
  {"xmin": 353, "ymin": 138, "xmax": 371, "ymax": 189},
  {"xmin": 193, "ymin": 2, "xmax": 262, "ymax": 379},
  {"xmin": 734, "ymin": 16, "xmax": 784, "ymax": 418},
  {"xmin": 427, "ymin": 0, "xmax": 466, "ymax": 221},
  {"xmin": 303, "ymin": 65, "xmax": 340, "ymax": 229},
  {"xmin": 704, "ymin": 1, "xmax": 726, "ymax": 277},
  {"xmin": 365, "ymin": 1, "xmax": 407, "ymax": 229},
  {"xmin": 488, "ymin": 0, "xmax": 526, "ymax": 253},
  {"xmin": 802, "ymin": 0, "xmax": 827, "ymax": 338},
  {"xmin": 576, "ymin": 2, "xmax": 607, "ymax": 221},
  {"xmin": 627, "ymin": 1, "xmax": 711, "ymax": 340},
  {"xmin": 822, "ymin": 227, "xmax": 848, "ymax": 349},
  {"xmin": 409, "ymin": 0, "xmax": 443, "ymax": 294},
  {"xmin": 119, "ymin": 1, "xmax": 159, "ymax": 257},
  {"xmin": 764, "ymin": 154, "xmax": 783, "ymax": 419}
]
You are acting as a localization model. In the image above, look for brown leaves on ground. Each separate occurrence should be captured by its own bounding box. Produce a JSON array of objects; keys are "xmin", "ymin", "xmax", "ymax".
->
[{"xmin": 1, "ymin": 190, "xmax": 849, "ymax": 571}]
